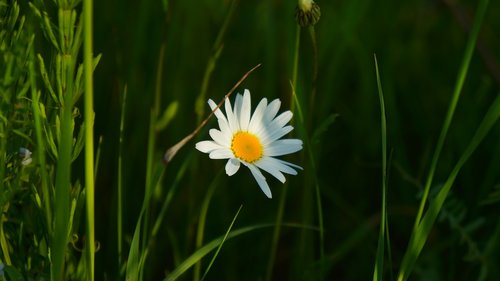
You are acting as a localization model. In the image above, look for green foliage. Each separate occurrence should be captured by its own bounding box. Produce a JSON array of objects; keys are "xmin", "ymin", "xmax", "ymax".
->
[{"xmin": 1, "ymin": 0, "xmax": 500, "ymax": 280}]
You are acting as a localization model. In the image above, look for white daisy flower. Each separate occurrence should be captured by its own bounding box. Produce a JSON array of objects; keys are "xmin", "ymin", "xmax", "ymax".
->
[{"xmin": 195, "ymin": 89, "xmax": 303, "ymax": 198}]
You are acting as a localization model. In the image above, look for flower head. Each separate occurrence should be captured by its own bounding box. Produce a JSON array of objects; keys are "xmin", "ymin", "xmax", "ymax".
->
[
  {"xmin": 296, "ymin": 0, "xmax": 321, "ymax": 27},
  {"xmin": 196, "ymin": 89, "xmax": 303, "ymax": 198}
]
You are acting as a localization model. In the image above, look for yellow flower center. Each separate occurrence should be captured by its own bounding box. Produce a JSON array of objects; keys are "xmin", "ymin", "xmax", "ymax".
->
[{"xmin": 231, "ymin": 132, "xmax": 263, "ymax": 163}]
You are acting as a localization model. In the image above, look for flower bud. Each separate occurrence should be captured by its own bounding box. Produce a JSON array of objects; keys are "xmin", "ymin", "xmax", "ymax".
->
[{"xmin": 296, "ymin": 0, "xmax": 321, "ymax": 27}]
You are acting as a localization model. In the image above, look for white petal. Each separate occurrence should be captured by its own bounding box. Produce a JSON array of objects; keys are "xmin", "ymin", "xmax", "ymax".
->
[
  {"xmin": 239, "ymin": 90, "xmax": 251, "ymax": 131},
  {"xmin": 248, "ymin": 98, "xmax": 268, "ymax": 132},
  {"xmin": 217, "ymin": 119, "xmax": 232, "ymax": 140},
  {"xmin": 233, "ymin": 94, "xmax": 243, "ymax": 123},
  {"xmin": 275, "ymin": 158, "xmax": 303, "ymax": 173},
  {"xmin": 258, "ymin": 156, "xmax": 301, "ymax": 175},
  {"xmin": 208, "ymin": 99, "xmax": 227, "ymax": 123},
  {"xmin": 225, "ymin": 158, "xmax": 241, "ymax": 176},
  {"xmin": 264, "ymin": 139, "xmax": 303, "ymax": 156},
  {"xmin": 209, "ymin": 129, "xmax": 230, "ymax": 147},
  {"xmin": 271, "ymin": 111, "xmax": 293, "ymax": 128},
  {"xmin": 244, "ymin": 163, "xmax": 272, "ymax": 198},
  {"xmin": 263, "ymin": 99, "xmax": 281, "ymax": 123},
  {"xmin": 225, "ymin": 95, "xmax": 239, "ymax": 132},
  {"xmin": 260, "ymin": 125, "xmax": 294, "ymax": 145},
  {"xmin": 254, "ymin": 157, "xmax": 286, "ymax": 183},
  {"xmin": 196, "ymin": 141, "xmax": 223, "ymax": 153},
  {"xmin": 256, "ymin": 111, "xmax": 293, "ymax": 139},
  {"xmin": 209, "ymin": 148, "xmax": 233, "ymax": 159}
]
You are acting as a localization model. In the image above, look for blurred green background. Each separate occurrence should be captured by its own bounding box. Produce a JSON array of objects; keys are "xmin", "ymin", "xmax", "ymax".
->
[{"xmin": 50, "ymin": 0, "xmax": 500, "ymax": 279}]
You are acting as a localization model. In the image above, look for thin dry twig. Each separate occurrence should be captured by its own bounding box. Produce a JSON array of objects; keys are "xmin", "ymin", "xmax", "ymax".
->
[{"xmin": 162, "ymin": 63, "xmax": 262, "ymax": 165}]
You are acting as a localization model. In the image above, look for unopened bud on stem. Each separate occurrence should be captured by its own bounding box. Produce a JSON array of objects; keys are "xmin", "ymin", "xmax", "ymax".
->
[{"xmin": 296, "ymin": 0, "xmax": 321, "ymax": 27}]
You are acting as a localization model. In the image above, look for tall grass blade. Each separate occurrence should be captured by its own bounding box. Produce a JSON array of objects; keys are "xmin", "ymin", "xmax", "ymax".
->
[
  {"xmin": 200, "ymin": 205, "xmax": 243, "ymax": 281},
  {"xmin": 117, "ymin": 86, "xmax": 127, "ymax": 268},
  {"xmin": 398, "ymin": 93, "xmax": 500, "ymax": 281},
  {"xmin": 194, "ymin": 170, "xmax": 223, "ymax": 281},
  {"xmin": 126, "ymin": 209, "xmax": 145, "ymax": 281},
  {"xmin": 195, "ymin": 0, "xmax": 238, "ymax": 122},
  {"xmin": 372, "ymin": 54, "xmax": 388, "ymax": 281},
  {"xmin": 83, "ymin": 0, "xmax": 95, "ymax": 278},
  {"xmin": 29, "ymin": 36, "xmax": 52, "ymax": 234},
  {"xmin": 413, "ymin": 0, "xmax": 490, "ymax": 230},
  {"xmin": 165, "ymin": 223, "xmax": 318, "ymax": 281}
]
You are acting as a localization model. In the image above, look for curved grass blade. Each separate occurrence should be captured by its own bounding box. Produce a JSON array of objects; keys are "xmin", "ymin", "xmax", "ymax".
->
[
  {"xmin": 373, "ymin": 54, "xmax": 388, "ymax": 281},
  {"xmin": 413, "ymin": 0, "xmax": 490, "ymax": 231},
  {"xmin": 194, "ymin": 169, "xmax": 223, "ymax": 281},
  {"xmin": 398, "ymin": 92, "xmax": 500, "ymax": 281},
  {"xmin": 200, "ymin": 205, "xmax": 243, "ymax": 281},
  {"xmin": 164, "ymin": 223, "xmax": 318, "ymax": 281}
]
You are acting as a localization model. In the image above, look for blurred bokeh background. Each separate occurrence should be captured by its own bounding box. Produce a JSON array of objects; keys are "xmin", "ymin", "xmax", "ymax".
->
[{"xmin": 68, "ymin": 0, "xmax": 500, "ymax": 279}]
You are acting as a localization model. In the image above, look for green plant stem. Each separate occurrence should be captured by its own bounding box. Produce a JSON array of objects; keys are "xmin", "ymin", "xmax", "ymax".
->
[
  {"xmin": 266, "ymin": 23, "xmax": 301, "ymax": 281},
  {"xmin": 413, "ymin": 0, "xmax": 490, "ymax": 231},
  {"xmin": 52, "ymin": 65, "xmax": 73, "ymax": 281},
  {"xmin": 290, "ymin": 25, "xmax": 301, "ymax": 115},
  {"xmin": 307, "ymin": 26, "xmax": 318, "ymax": 124},
  {"xmin": 52, "ymin": 4, "xmax": 79, "ymax": 280},
  {"xmin": 83, "ymin": 0, "xmax": 95, "ymax": 279},
  {"xmin": 29, "ymin": 36, "xmax": 52, "ymax": 234},
  {"xmin": 117, "ymin": 86, "xmax": 127, "ymax": 268},
  {"xmin": 140, "ymin": 110, "xmax": 156, "ymax": 280},
  {"xmin": 195, "ymin": 0, "xmax": 238, "ymax": 123}
]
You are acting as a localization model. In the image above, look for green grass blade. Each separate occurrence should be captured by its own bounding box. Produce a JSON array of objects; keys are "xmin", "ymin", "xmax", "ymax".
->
[
  {"xmin": 29, "ymin": 36, "xmax": 52, "ymax": 234},
  {"xmin": 83, "ymin": 0, "xmax": 95, "ymax": 278},
  {"xmin": 291, "ymin": 65, "xmax": 326, "ymax": 280},
  {"xmin": 164, "ymin": 223, "xmax": 318, "ymax": 281},
  {"xmin": 398, "ymin": 93, "xmax": 500, "ymax": 281},
  {"xmin": 200, "ymin": 205, "xmax": 243, "ymax": 281},
  {"xmin": 266, "ymin": 23, "xmax": 303, "ymax": 281},
  {"xmin": 151, "ymin": 153, "xmax": 192, "ymax": 238},
  {"xmin": 373, "ymin": 54, "xmax": 388, "ymax": 281},
  {"xmin": 195, "ymin": 0, "xmax": 238, "ymax": 123},
  {"xmin": 413, "ymin": 0, "xmax": 490, "ymax": 230},
  {"xmin": 165, "ymin": 225, "xmax": 273, "ymax": 281},
  {"xmin": 126, "ymin": 209, "xmax": 145, "ymax": 281},
  {"xmin": 117, "ymin": 86, "xmax": 127, "ymax": 268},
  {"xmin": 194, "ymin": 170, "xmax": 222, "ymax": 281},
  {"xmin": 265, "ymin": 182, "xmax": 289, "ymax": 281}
]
